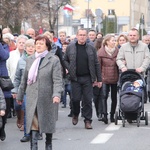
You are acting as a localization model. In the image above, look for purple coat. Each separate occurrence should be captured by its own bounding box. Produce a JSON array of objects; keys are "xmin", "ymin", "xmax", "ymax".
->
[{"xmin": 0, "ymin": 43, "xmax": 11, "ymax": 98}]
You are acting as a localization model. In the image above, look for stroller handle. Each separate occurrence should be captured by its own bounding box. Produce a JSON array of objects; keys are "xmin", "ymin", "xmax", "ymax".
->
[{"xmin": 126, "ymin": 69, "xmax": 136, "ymax": 72}]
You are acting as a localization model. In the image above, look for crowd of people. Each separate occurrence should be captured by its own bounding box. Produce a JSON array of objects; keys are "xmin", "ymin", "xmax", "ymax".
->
[{"xmin": 0, "ymin": 26, "xmax": 150, "ymax": 150}]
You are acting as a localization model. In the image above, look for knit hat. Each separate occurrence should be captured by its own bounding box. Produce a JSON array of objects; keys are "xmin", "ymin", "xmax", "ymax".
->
[{"xmin": 134, "ymin": 79, "xmax": 143, "ymax": 87}]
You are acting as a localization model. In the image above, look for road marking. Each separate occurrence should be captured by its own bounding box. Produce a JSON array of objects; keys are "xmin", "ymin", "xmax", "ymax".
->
[
  {"xmin": 105, "ymin": 122, "xmax": 121, "ymax": 131},
  {"xmin": 91, "ymin": 133, "xmax": 113, "ymax": 144},
  {"xmin": 139, "ymin": 127, "xmax": 150, "ymax": 130}
]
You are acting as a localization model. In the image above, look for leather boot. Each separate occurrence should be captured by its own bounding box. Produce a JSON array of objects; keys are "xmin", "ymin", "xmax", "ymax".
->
[
  {"xmin": 148, "ymin": 91, "xmax": 150, "ymax": 102},
  {"xmin": 30, "ymin": 130, "xmax": 38, "ymax": 150},
  {"xmin": 16, "ymin": 110, "xmax": 22, "ymax": 128},
  {"xmin": 0, "ymin": 114, "xmax": 6, "ymax": 141},
  {"xmin": 102, "ymin": 114, "xmax": 108, "ymax": 124},
  {"xmin": 19, "ymin": 110, "xmax": 24, "ymax": 131},
  {"xmin": 110, "ymin": 113, "xmax": 115, "ymax": 122},
  {"xmin": 45, "ymin": 133, "xmax": 52, "ymax": 150}
]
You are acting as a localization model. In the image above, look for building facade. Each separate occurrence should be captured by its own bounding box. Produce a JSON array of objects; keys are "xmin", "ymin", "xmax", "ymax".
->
[{"xmin": 59, "ymin": 0, "xmax": 150, "ymax": 35}]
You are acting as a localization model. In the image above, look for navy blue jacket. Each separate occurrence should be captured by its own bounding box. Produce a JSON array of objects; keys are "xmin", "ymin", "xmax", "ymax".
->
[{"xmin": 0, "ymin": 43, "xmax": 11, "ymax": 98}]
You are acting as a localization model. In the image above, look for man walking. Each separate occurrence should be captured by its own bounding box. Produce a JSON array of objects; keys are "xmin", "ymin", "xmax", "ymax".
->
[
  {"xmin": 116, "ymin": 28, "xmax": 150, "ymax": 111},
  {"xmin": 64, "ymin": 28, "xmax": 102, "ymax": 129},
  {"xmin": 116, "ymin": 28, "xmax": 149, "ymax": 73}
]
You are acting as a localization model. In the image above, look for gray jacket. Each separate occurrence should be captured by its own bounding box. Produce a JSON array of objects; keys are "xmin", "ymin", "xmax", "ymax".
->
[
  {"xmin": 64, "ymin": 41, "xmax": 102, "ymax": 82},
  {"xmin": 0, "ymin": 87, "xmax": 6, "ymax": 110},
  {"xmin": 12, "ymin": 51, "xmax": 27, "ymax": 93},
  {"xmin": 17, "ymin": 52, "xmax": 63, "ymax": 134},
  {"xmin": 116, "ymin": 41, "xmax": 150, "ymax": 72}
]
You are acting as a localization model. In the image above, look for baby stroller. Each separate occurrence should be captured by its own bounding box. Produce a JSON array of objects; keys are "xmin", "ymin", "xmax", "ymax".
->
[{"xmin": 115, "ymin": 70, "xmax": 148, "ymax": 127}]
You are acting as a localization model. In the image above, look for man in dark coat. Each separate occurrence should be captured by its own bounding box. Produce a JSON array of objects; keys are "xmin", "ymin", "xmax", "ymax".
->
[{"xmin": 64, "ymin": 28, "xmax": 102, "ymax": 129}]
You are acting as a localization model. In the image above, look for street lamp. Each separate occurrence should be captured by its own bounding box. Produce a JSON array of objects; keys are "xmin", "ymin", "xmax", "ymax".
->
[
  {"xmin": 140, "ymin": 13, "xmax": 144, "ymax": 38},
  {"xmin": 107, "ymin": 9, "xmax": 116, "ymax": 34},
  {"xmin": 131, "ymin": 0, "xmax": 137, "ymax": 28},
  {"xmin": 56, "ymin": 0, "xmax": 58, "ymax": 37}
]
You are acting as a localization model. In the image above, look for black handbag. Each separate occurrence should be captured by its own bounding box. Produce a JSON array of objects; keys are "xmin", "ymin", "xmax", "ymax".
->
[{"xmin": 0, "ymin": 76, "xmax": 14, "ymax": 91}]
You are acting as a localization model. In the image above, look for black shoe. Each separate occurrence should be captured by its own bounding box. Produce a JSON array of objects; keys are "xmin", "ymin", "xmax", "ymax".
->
[
  {"xmin": 0, "ymin": 129, "xmax": 6, "ymax": 141},
  {"xmin": 68, "ymin": 113, "xmax": 73, "ymax": 117},
  {"xmin": 102, "ymin": 117, "xmax": 108, "ymax": 124},
  {"xmin": 110, "ymin": 117, "xmax": 115, "ymax": 122},
  {"xmin": 7, "ymin": 113, "xmax": 12, "ymax": 118},
  {"xmin": 20, "ymin": 136, "xmax": 30, "ymax": 142},
  {"xmin": 110, "ymin": 114, "xmax": 115, "ymax": 122},
  {"xmin": 102, "ymin": 115, "xmax": 108, "ymax": 124},
  {"xmin": 13, "ymin": 110, "xmax": 16, "ymax": 117}
]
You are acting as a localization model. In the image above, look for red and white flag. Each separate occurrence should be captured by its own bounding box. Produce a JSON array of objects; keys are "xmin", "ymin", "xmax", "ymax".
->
[{"xmin": 63, "ymin": 4, "xmax": 75, "ymax": 11}]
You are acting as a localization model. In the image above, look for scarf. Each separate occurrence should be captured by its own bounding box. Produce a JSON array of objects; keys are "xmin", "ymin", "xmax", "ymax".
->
[
  {"xmin": 105, "ymin": 46, "xmax": 116, "ymax": 56},
  {"xmin": 27, "ymin": 50, "xmax": 49, "ymax": 85}
]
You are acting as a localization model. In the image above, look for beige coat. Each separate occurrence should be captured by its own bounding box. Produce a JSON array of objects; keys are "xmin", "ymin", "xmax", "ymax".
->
[{"xmin": 116, "ymin": 41, "xmax": 150, "ymax": 72}]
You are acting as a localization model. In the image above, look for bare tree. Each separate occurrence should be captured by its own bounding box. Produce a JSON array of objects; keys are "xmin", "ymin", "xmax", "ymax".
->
[
  {"xmin": 0, "ymin": 0, "xmax": 72, "ymax": 33},
  {"xmin": 0, "ymin": 0, "xmax": 34, "ymax": 33},
  {"xmin": 33, "ymin": 0, "xmax": 71, "ymax": 30}
]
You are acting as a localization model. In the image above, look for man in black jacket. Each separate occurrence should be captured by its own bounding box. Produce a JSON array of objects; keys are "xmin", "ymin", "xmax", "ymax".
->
[{"xmin": 64, "ymin": 28, "xmax": 102, "ymax": 129}]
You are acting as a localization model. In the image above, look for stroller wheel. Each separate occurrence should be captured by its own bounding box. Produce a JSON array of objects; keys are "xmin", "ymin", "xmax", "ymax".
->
[
  {"xmin": 122, "ymin": 119, "xmax": 125, "ymax": 127},
  {"xmin": 137, "ymin": 118, "xmax": 140, "ymax": 127},
  {"xmin": 115, "ymin": 111, "xmax": 118, "ymax": 125},
  {"xmin": 145, "ymin": 111, "xmax": 148, "ymax": 125}
]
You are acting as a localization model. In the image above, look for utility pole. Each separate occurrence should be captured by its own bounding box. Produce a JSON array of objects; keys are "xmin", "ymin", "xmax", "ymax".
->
[
  {"xmin": 131, "ymin": 0, "xmax": 137, "ymax": 28},
  {"xmin": 86, "ymin": 0, "xmax": 91, "ymax": 30}
]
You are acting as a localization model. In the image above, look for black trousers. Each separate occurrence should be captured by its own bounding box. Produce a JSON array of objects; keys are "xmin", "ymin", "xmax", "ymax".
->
[
  {"xmin": 101, "ymin": 84, "xmax": 117, "ymax": 115},
  {"xmin": 0, "ymin": 98, "xmax": 10, "ymax": 133},
  {"xmin": 71, "ymin": 76, "xmax": 93, "ymax": 122},
  {"xmin": 93, "ymin": 86, "xmax": 103, "ymax": 117}
]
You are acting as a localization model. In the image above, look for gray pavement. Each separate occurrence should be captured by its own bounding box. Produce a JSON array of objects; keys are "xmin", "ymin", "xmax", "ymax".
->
[{"xmin": 1, "ymin": 101, "xmax": 150, "ymax": 150}]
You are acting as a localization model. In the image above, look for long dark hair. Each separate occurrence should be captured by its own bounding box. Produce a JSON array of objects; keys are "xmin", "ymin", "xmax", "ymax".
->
[{"xmin": 94, "ymin": 37, "xmax": 103, "ymax": 51}]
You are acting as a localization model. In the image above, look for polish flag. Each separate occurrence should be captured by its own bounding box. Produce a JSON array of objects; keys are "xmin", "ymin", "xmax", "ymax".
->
[{"xmin": 63, "ymin": 4, "xmax": 75, "ymax": 11}]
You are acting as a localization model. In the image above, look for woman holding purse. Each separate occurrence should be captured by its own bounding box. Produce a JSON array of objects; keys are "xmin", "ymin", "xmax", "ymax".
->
[{"xmin": 0, "ymin": 28, "xmax": 12, "ymax": 141}]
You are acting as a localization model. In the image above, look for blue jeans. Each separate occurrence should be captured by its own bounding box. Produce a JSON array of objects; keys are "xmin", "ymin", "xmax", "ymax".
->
[
  {"xmin": 14, "ymin": 97, "xmax": 25, "ymax": 111},
  {"xmin": 62, "ymin": 84, "xmax": 71, "ymax": 106}
]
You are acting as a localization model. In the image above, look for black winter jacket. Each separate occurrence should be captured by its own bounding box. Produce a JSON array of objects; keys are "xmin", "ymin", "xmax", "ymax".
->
[{"xmin": 64, "ymin": 41, "xmax": 102, "ymax": 82}]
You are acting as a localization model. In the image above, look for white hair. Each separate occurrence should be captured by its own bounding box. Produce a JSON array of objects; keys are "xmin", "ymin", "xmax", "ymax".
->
[
  {"xmin": 16, "ymin": 35, "xmax": 28, "ymax": 43},
  {"xmin": 3, "ymin": 33, "xmax": 14, "ymax": 40}
]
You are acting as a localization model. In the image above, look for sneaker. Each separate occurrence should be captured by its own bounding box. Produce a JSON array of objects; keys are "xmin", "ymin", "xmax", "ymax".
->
[
  {"xmin": 38, "ymin": 133, "xmax": 43, "ymax": 140},
  {"xmin": 20, "ymin": 136, "xmax": 30, "ymax": 142}
]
